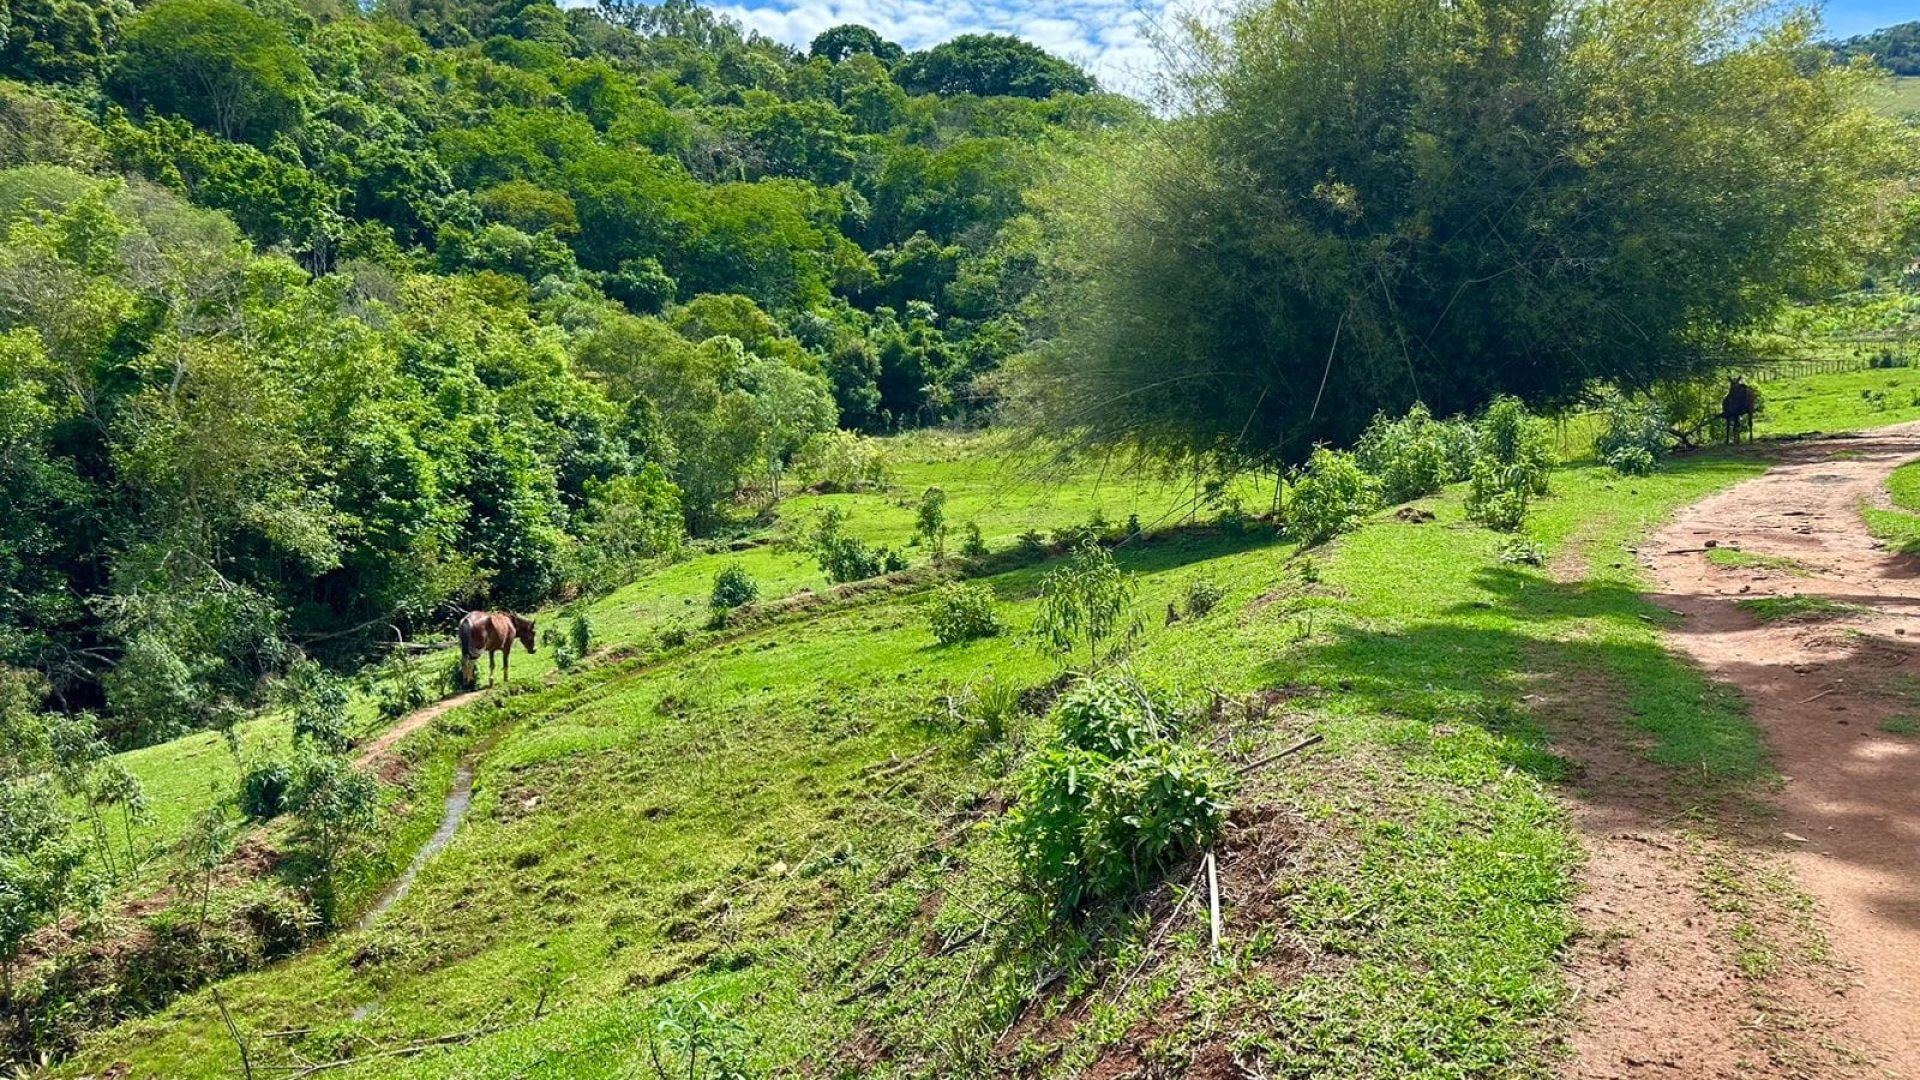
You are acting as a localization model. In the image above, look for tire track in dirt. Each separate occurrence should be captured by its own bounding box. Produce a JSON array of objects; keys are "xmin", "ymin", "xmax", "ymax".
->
[{"xmin": 1626, "ymin": 424, "xmax": 1920, "ymax": 1078}]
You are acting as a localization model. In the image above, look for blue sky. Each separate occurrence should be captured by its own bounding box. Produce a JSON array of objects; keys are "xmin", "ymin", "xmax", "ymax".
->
[
  {"xmin": 704, "ymin": 0, "xmax": 1915, "ymax": 95},
  {"xmin": 1825, "ymin": 0, "xmax": 1915, "ymax": 38}
]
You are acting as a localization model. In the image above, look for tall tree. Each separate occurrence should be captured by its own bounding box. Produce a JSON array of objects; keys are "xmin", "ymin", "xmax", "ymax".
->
[
  {"xmin": 108, "ymin": 0, "xmax": 313, "ymax": 146},
  {"xmin": 1014, "ymin": 0, "xmax": 1910, "ymax": 467}
]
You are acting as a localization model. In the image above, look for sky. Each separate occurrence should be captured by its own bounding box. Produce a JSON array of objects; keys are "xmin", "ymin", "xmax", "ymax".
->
[{"xmin": 698, "ymin": 0, "xmax": 1915, "ymax": 96}]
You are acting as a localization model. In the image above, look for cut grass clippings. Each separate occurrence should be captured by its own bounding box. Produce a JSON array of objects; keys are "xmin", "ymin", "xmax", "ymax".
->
[
  {"xmin": 1705, "ymin": 547, "xmax": 1805, "ymax": 573},
  {"xmin": 1734, "ymin": 595, "xmax": 1869, "ymax": 623}
]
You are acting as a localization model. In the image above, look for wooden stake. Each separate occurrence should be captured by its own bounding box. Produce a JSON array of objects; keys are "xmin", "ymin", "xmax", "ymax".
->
[
  {"xmin": 1236, "ymin": 733, "xmax": 1324, "ymax": 775},
  {"xmin": 1206, "ymin": 851, "xmax": 1222, "ymax": 964},
  {"xmin": 212, "ymin": 987, "xmax": 253, "ymax": 1080}
]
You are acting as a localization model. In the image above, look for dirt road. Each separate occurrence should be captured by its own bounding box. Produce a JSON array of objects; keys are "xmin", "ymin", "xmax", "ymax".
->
[{"xmin": 1630, "ymin": 424, "xmax": 1920, "ymax": 1077}]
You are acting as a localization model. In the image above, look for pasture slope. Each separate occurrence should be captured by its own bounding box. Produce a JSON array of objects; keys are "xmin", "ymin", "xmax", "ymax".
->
[{"xmin": 52, "ymin": 369, "xmax": 1920, "ymax": 1078}]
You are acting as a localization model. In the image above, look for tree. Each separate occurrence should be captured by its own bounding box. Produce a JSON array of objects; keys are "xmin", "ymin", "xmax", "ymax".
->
[
  {"xmin": 109, "ymin": 0, "xmax": 313, "ymax": 146},
  {"xmin": 1832, "ymin": 21, "xmax": 1920, "ymax": 76},
  {"xmin": 287, "ymin": 658, "xmax": 352, "ymax": 754},
  {"xmin": 896, "ymin": 34, "xmax": 1095, "ymax": 99},
  {"xmin": 0, "ymin": 667, "xmax": 90, "ymax": 997},
  {"xmin": 286, "ymin": 748, "xmax": 380, "ymax": 922},
  {"xmin": 915, "ymin": 486, "xmax": 947, "ymax": 561},
  {"xmin": 0, "ymin": 0, "xmax": 128, "ymax": 84},
  {"xmin": 809, "ymin": 24, "xmax": 903, "ymax": 65},
  {"xmin": 1015, "ymin": 0, "xmax": 1908, "ymax": 468},
  {"xmin": 172, "ymin": 792, "xmax": 240, "ymax": 925},
  {"xmin": 1033, "ymin": 540, "xmax": 1138, "ymax": 670}
]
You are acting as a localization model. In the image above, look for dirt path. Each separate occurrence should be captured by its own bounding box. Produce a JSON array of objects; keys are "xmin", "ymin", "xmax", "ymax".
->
[
  {"xmin": 1598, "ymin": 424, "xmax": 1920, "ymax": 1078},
  {"xmin": 353, "ymin": 690, "xmax": 484, "ymax": 768}
]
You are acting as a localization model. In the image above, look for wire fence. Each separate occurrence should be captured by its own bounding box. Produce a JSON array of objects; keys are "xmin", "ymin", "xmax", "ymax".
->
[{"xmin": 1547, "ymin": 347, "xmax": 1911, "ymax": 459}]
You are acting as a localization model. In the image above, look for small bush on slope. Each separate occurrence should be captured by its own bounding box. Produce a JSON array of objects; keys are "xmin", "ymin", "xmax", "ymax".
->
[
  {"xmin": 1355, "ymin": 403, "xmax": 1474, "ymax": 504},
  {"xmin": 1004, "ymin": 675, "xmax": 1233, "ymax": 914},
  {"xmin": 1286, "ymin": 447, "xmax": 1379, "ymax": 544},
  {"xmin": 1594, "ymin": 392, "xmax": 1672, "ymax": 475},
  {"xmin": 1467, "ymin": 396, "xmax": 1556, "ymax": 531},
  {"xmin": 709, "ymin": 564, "xmax": 759, "ymax": 610},
  {"xmin": 927, "ymin": 582, "xmax": 1001, "ymax": 645},
  {"xmin": 1033, "ymin": 540, "xmax": 1140, "ymax": 670}
]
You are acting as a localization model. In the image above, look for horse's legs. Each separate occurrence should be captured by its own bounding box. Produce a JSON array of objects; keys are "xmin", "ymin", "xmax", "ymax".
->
[
  {"xmin": 503, "ymin": 649, "xmax": 510, "ymax": 685},
  {"xmin": 488, "ymin": 651, "xmax": 496, "ymax": 688}
]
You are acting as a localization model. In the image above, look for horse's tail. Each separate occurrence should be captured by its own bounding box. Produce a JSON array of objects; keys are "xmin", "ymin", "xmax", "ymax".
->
[{"xmin": 457, "ymin": 615, "xmax": 479, "ymax": 687}]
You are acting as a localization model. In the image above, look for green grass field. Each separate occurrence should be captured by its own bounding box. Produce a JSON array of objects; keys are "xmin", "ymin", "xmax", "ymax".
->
[
  {"xmin": 1551, "ymin": 364, "xmax": 1920, "ymax": 462},
  {"xmin": 67, "ymin": 364, "xmax": 1920, "ymax": 1077},
  {"xmin": 61, "ymin": 445, "xmax": 1779, "ymax": 1078},
  {"xmin": 1872, "ymin": 76, "xmax": 1920, "ymax": 120},
  {"xmin": 1863, "ymin": 458, "xmax": 1920, "ymax": 554}
]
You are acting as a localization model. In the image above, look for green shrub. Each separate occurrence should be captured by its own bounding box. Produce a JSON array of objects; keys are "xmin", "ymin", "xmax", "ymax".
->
[
  {"xmin": 927, "ymin": 582, "xmax": 1001, "ymax": 645},
  {"xmin": 1594, "ymin": 392, "xmax": 1670, "ymax": 475},
  {"xmin": 1474, "ymin": 396, "xmax": 1554, "ymax": 493},
  {"xmin": 1034, "ymin": 540, "xmax": 1139, "ymax": 670},
  {"xmin": 553, "ymin": 610, "xmax": 592, "ymax": 672},
  {"xmin": 915, "ymin": 486, "xmax": 949, "ymax": 561},
  {"xmin": 285, "ymin": 749, "xmax": 380, "ymax": 922},
  {"xmin": 709, "ymin": 564, "xmax": 759, "ymax": 609},
  {"xmin": 1286, "ymin": 447, "xmax": 1379, "ymax": 544},
  {"xmin": 960, "ymin": 677, "xmax": 1024, "ymax": 743},
  {"xmin": 1605, "ymin": 444, "xmax": 1657, "ymax": 476},
  {"xmin": 810, "ymin": 507, "xmax": 905, "ymax": 583},
  {"xmin": 286, "ymin": 660, "xmax": 351, "ymax": 754},
  {"xmin": 1355, "ymin": 403, "xmax": 1464, "ymax": 504},
  {"xmin": 1472, "ymin": 486, "xmax": 1531, "ymax": 532},
  {"xmin": 794, "ymin": 430, "xmax": 891, "ymax": 492},
  {"xmin": 644, "ymin": 989, "xmax": 751, "ymax": 1080},
  {"xmin": 1183, "ymin": 578, "xmax": 1225, "ymax": 618},
  {"xmin": 1466, "ymin": 396, "xmax": 1555, "ymax": 530},
  {"xmin": 239, "ymin": 759, "xmax": 291, "ymax": 820},
  {"xmin": 1050, "ymin": 676, "xmax": 1181, "ymax": 755},
  {"xmin": 374, "ymin": 648, "xmax": 431, "ymax": 720},
  {"xmin": 1004, "ymin": 676, "xmax": 1231, "ymax": 913},
  {"xmin": 1215, "ymin": 497, "xmax": 1255, "ymax": 534},
  {"xmin": 959, "ymin": 521, "xmax": 988, "ymax": 559},
  {"xmin": 1498, "ymin": 536, "xmax": 1546, "ymax": 565}
]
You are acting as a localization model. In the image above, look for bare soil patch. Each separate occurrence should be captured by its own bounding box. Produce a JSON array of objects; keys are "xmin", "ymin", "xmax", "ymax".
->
[
  {"xmin": 352, "ymin": 689, "xmax": 484, "ymax": 768},
  {"xmin": 1619, "ymin": 424, "xmax": 1920, "ymax": 1078}
]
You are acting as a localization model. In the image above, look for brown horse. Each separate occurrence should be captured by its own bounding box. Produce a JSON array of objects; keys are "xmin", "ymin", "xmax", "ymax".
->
[
  {"xmin": 458, "ymin": 610, "xmax": 536, "ymax": 688},
  {"xmin": 1721, "ymin": 377, "xmax": 1758, "ymax": 444}
]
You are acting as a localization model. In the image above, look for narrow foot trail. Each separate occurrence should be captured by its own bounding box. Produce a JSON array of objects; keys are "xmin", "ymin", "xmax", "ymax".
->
[
  {"xmin": 1633, "ymin": 424, "xmax": 1920, "ymax": 1077},
  {"xmin": 353, "ymin": 689, "xmax": 483, "ymax": 768}
]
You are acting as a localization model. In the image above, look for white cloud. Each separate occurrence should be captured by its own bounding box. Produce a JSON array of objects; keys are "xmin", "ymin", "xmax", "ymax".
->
[{"xmin": 701, "ymin": 0, "xmax": 1209, "ymax": 98}]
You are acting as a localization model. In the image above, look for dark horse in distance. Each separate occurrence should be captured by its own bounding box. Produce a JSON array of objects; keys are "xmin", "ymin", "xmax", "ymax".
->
[
  {"xmin": 1721, "ymin": 377, "xmax": 1758, "ymax": 444},
  {"xmin": 458, "ymin": 610, "xmax": 536, "ymax": 688}
]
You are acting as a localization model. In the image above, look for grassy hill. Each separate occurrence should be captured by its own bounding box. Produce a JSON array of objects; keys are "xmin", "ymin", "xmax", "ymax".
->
[
  {"xmin": 1873, "ymin": 76, "xmax": 1920, "ymax": 118},
  {"xmin": 43, "ymin": 364, "xmax": 1920, "ymax": 1077}
]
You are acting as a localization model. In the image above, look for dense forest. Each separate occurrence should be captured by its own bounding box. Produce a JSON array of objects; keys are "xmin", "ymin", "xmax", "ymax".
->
[
  {"xmin": 1834, "ymin": 20, "xmax": 1920, "ymax": 76},
  {"xmin": 0, "ymin": 0, "xmax": 1136, "ymax": 745}
]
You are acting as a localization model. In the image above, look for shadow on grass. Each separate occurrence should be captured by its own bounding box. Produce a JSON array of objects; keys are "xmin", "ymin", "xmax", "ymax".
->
[
  {"xmin": 1260, "ymin": 566, "xmax": 1767, "ymax": 790},
  {"xmin": 1256, "ymin": 555, "xmax": 1920, "ymax": 934}
]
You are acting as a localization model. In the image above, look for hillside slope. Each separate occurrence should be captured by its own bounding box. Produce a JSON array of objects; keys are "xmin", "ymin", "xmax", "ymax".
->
[{"xmin": 59, "ymin": 443, "xmax": 1795, "ymax": 1078}]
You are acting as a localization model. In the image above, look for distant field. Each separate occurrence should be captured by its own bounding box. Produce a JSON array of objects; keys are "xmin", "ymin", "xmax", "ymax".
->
[{"xmin": 1873, "ymin": 76, "xmax": 1920, "ymax": 119}]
